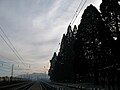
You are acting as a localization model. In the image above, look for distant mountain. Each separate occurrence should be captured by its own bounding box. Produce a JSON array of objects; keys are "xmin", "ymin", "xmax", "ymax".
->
[{"xmin": 17, "ymin": 73, "xmax": 50, "ymax": 80}]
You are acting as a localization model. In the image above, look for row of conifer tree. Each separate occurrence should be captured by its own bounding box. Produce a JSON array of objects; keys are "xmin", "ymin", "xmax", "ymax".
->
[{"xmin": 49, "ymin": 0, "xmax": 120, "ymax": 86}]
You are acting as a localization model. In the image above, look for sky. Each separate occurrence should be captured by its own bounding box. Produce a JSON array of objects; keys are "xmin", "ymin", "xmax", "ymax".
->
[{"xmin": 0, "ymin": 0, "xmax": 102, "ymax": 76}]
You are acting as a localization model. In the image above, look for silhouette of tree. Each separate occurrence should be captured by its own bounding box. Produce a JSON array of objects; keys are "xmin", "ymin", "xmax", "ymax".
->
[
  {"xmin": 100, "ymin": 0, "xmax": 120, "ymax": 39},
  {"xmin": 73, "ymin": 25, "xmax": 78, "ymax": 39},
  {"xmin": 48, "ymin": 0, "xmax": 119, "ymax": 87},
  {"xmin": 63, "ymin": 25, "xmax": 75, "ymax": 82},
  {"xmin": 48, "ymin": 52, "xmax": 57, "ymax": 81},
  {"xmin": 74, "ymin": 4, "xmax": 114, "ymax": 84},
  {"xmin": 54, "ymin": 25, "xmax": 76, "ymax": 82},
  {"xmin": 100, "ymin": 0, "xmax": 120, "ymax": 88},
  {"xmin": 100, "ymin": 0, "xmax": 120, "ymax": 62},
  {"xmin": 53, "ymin": 34, "xmax": 66, "ymax": 82}
]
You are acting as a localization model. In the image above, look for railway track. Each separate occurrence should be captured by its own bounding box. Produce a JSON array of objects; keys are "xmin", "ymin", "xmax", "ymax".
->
[
  {"xmin": 0, "ymin": 81, "xmax": 34, "ymax": 90},
  {"xmin": 15, "ymin": 82, "xmax": 34, "ymax": 90},
  {"xmin": 0, "ymin": 80, "xmax": 71, "ymax": 90},
  {"xmin": 28, "ymin": 81, "xmax": 56, "ymax": 90},
  {"xmin": 40, "ymin": 81, "xmax": 56, "ymax": 90}
]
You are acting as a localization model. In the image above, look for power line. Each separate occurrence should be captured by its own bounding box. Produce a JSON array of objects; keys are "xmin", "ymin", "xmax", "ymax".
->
[
  {"xmin": 0, "ymin": 26, "xmax": 25, "ymax": 64},
  {"xmin": 0, "ymin": 33, "xmax": 25, "ymax": 66},
  {"xmin": 0, "ymin": 55, "xmax": 29, "ymax": 71},
  {"xmin": 0, "ymin": 54, "xmax": 18, "ymax": 64},
  {"xmin": 0, "ymin": 57, "xmax": 28, "ymax": 76},
  {"xmin": 0, "ymin": 66, "xmax": 11, "ymax": 71},
  {"xmin": 0, "ymin": 63, "xmax": 11, "ymax": 68},
  {"xmin": 71, "ymin": 0, "xmax": 88, "ymax": 25},
  {"xmin": 0, "ymin": 27, "xmax": 26, "ymax": 67},
  {"xmin": 56, "ymin": 0, "xmax": 88, "ymax": 55},
  {"xmin": 69, "ymin": 0, "xmax": 83, "ymax": 25}
]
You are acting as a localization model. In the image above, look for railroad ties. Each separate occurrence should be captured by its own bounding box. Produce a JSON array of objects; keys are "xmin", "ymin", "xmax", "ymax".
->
[
  {"xmin": 0, "ymin": 79, "xmax": 105, "ymax": 90},
  {"xmin": 0, "ymin": 81, "xmax": 34, "ymax": 90},
  {"xmin": 29, "ymin": 81, "xmax": 56, "ymax": 90}
]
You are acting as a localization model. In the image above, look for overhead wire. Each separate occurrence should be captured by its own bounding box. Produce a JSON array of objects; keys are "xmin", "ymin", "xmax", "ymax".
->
[
  {"xmin": 0, "ymin": 26, "xmax": 27, "ymax": 67},
  {"xmin": 71, "ymin": 0, "xmax": 88, "ymax": 25},
  {"xmin": 55, "ymin": 0, "xmax": 84, "ymax": 54},
  {"xmin": 0, "ymin": 60, "xmax": 27, "ymax": 76},
  {"xmin": 0, "ymin": 59, "xmax": 29, "ymax": 71},
  {"xmin": 0, "ymin": 54, "xmax": 18, "ymax": 64},
  {"xmin": 56, "ymin": 0, "xmax": 88, "ymax": 54},
  {"xmin": 0, "ymin": 67, "xmax": 10, "ymax": 71},
  {"xmin": 0, "ymin": 33, "xmax": 26, "ymax": 66},
  {"xmin": 0, "ymin": 55, "xmax": 23, "ymax": 74},
  {"xmin": 0, "ymin": 26, "xmax": 25, "ymax": 64},
  {"xmin": 69, "ymin": 0, "xmax": 83, "ymax": 25}
]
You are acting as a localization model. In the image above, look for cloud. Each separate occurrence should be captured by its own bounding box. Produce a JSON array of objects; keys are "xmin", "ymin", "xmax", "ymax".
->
[{"xmin": 0, "ymin": 0, "xmax": 102, "ymax": 76}]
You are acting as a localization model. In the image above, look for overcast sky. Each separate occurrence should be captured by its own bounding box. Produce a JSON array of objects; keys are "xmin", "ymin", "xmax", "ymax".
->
[{"xmin": 0, "ymin": 0, "xmax": 102, "ymax": 76}]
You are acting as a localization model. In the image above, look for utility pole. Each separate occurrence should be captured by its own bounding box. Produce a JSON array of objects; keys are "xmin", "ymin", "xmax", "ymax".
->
[
  {"xmin": 11, "ymin": 64, "xmax": 14, "ymax": 81},
  {"xmin": 44, "ymin": 66, "xmax": 46, "ymax": 79},
  {"xmin": 11, "ymin": 64, "xmax": 14, "ymax": 77}
]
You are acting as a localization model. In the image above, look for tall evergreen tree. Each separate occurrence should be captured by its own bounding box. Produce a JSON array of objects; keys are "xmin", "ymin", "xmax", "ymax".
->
[
  {"xmin": 100, "ymin": 0, "xmax": 120, "ymax": 39},
  {"xmin": 48, "ymin": 52, "xmax": 57, "ymax": 81},
  {"xmin": 74, "ymin": 4, "xmax": 113, "ymax": 84},
  {"xmin": 73, "ymin": 25, "xmax": 78, "ymax": 39},
  {"xmin": 100, "ymin": 0, "xmax": 120, "ymax": 68},
  {"xmin": 51, "ymin": 25, "xmax": 77, "ymax": 82},
  {"xmin": 57, "ymin": 25, "xmax": 76, "ymax": 82},
  {"xmin": 49, "ymin": 0, "xmax": 118, "ymax": 86},
  {"xmin": 54, "ymin": 34, "xmax": 66, "ymax": 82},
  {"xmin": 100, "ymin": 0, "xmax": 120, "ymax": 88}
]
